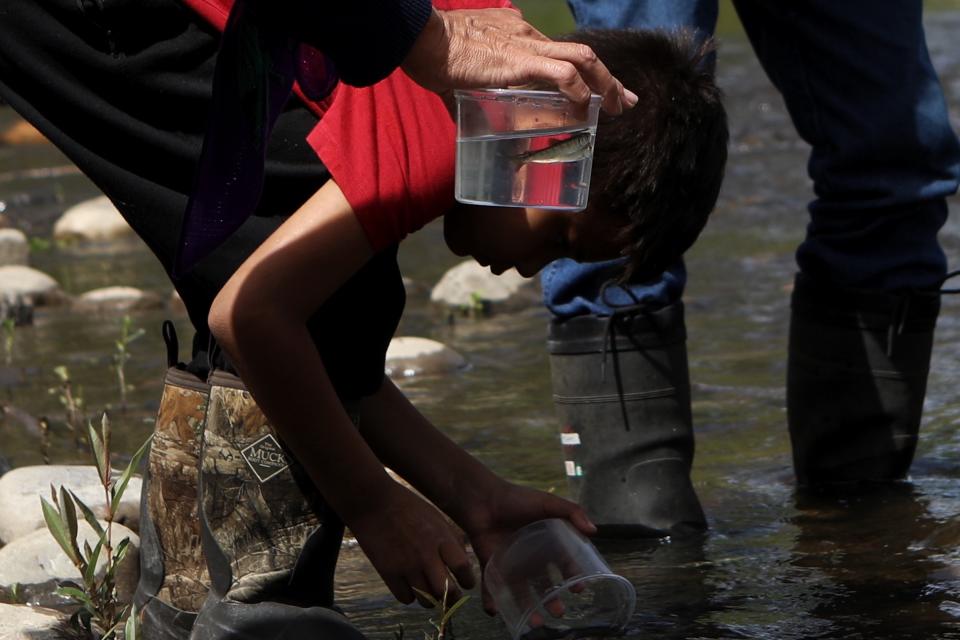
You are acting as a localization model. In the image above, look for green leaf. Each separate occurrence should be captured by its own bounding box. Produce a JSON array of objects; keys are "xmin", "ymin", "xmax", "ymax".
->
[
  {"xmin": 440, "ymin": 595, "xmax": 470, "ymax": 627},
  {"xmin": 83, "ymin": 540, "xmax": 103, "ymax": 585},
  {"xmin": 125, "ymin": 603, "xmax": 140, "ymax": 640},
  {"xmin": 88, "ymin": 421, "xmax": 107, "ymax": 486},
  {"xmin": 111, "ymin": 537, "xmax": 131, "ymax": 573},
  {"xmin": 111, "ymin": 433, "xmax": 152, "ymax": 517},
  {"xmin": 101, "ymin": 412, "xmax": 112, "ymax": 480},
  {"xmin": 56, "ymin": 585, "xmax": 93, "ymax": 608},
  {"xmin": 40, "ymin": 496, "xmax": 78, "ymax": 564},
  {"xmin": 412, "ymin": 587, "xmax": 439, "ymax": 607},
  {"xmin": 59, "ymin": 486, "xmax": 80, "ymax": 560},
  {"xmin": 70, "ymin": 490, "xmax": 105, "ymax": 538}
]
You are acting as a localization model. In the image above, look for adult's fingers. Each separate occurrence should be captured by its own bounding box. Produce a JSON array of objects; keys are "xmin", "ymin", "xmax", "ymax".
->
[
  {"xmin": 522, "ymin": 40, "xmax": 625, "ymax": 115},
  {"xmin": 440, "ymin": 539, "xmax": 476, "ymax": 590}
]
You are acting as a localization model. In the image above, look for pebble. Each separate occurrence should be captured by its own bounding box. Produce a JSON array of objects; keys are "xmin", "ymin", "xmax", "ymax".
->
[
  {"xmin": 430, "ymin": 260, "xmax": 535, "ymax": 312},
  {"xmin": 52, "ymin": 196, "xmax": 133, "ymax": 244},
  {"xmin": 0, "ymin": 229, "xmax": 29, "ymax": 267},
  {"xmin": 74, "ymin": 286, "xmax": 164, "ymax": 313},
  {"xmin": 0, "ymin": 266, "xmax": 63, "ymax": 307},
  {"xmin": 385, "ymin": 337, "xmax": 467, "ymax": 378}
]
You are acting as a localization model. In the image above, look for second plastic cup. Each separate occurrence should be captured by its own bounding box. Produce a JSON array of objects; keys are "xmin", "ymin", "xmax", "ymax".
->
[
  {"xmin": 484, "ymin": 519, "xmax": 636, "ymax": 640},
  {"xmin": 454, "ymin": 89, "xmax": 601, "ymax": 211}
]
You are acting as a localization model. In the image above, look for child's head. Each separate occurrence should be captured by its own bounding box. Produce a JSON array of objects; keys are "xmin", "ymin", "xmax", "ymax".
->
[
  {"xmin": 443, "ymin": 28, "xmax": 728, "ymax": 281},
  {"xmin": 573, "ymin": 27, "xmax": 728, "ymax": 281}
]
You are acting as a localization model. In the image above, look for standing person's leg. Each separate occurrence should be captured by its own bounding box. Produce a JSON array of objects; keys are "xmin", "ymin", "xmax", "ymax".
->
[
  {"xmin": 730, "ymin": 0, "xmax": 960, "ymax": 485},
  {"xmin": 0, "ymin": 2, "xmax": 367, "ymax": 638},
  {"xmin": 544, "ymin": 0, "xmax": 718, "ymax": 538}
]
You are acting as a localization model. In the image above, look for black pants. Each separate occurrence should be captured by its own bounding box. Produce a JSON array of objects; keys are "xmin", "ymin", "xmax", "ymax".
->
[{"xmin": 0, "ymin": 0, "xmax": 405, "ymax": 393}]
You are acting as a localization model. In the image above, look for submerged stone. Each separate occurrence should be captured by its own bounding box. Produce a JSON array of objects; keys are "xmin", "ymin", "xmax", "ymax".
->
[
  {"xmin": 385, "ymin": 337, "xmax": 467, "ymax": 378},
  {"xmin": 52, "ymin": 196, "xmax": 133, "ymax": 244},
  {"xmin": 430, "ymin": 260, "xmax": 536, "ymax": 312}
]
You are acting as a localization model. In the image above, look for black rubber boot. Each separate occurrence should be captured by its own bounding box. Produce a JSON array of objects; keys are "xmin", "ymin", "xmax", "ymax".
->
[
  {"xmin": 547, "ymin": 300, "xmax": 707, "ymax": 538},
  {"xmin": 136, "ymin": 322, "xmax": 211, "ymax": 640},
  {"xmin": 190, "ymin": 369, "xmax": 365, "ymax": 640},
  {"xmin": 787, "ymin": 273, "xmax": 941, "ymax": 487}
]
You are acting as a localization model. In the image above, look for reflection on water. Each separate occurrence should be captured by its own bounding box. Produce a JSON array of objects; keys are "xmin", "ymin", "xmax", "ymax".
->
[{"xmin": 0, "ymin": 10, "xmax": 959, "ymax": 640}]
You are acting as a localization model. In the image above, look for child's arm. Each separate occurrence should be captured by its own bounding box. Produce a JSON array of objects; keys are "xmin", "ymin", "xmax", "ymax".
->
[
  {"xmin": 208, "ymin": 180, "xmax": 473, "ymax": 605},
  {"xmin": 358, "ymin": 377, "xmax": 596, "ymax": 612}
]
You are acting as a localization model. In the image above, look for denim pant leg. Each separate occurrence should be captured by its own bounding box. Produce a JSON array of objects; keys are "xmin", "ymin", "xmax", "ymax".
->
[
  {"xmin": 542, "ymin": 0, "xmax": 718, "ymax": 318},
  {"xmin": 732, "ymin": 0, "xmax": 960, "ymax": 290}
]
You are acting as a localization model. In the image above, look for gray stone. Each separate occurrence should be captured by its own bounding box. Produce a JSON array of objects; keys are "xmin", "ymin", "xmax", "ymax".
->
[
  {"xmin": 384, "ymin": 337, "xmax": 467, "ymax": 378},
  {"xmin": 0, "ymin": 466, "xmax": 141, "ymax": 544},
  {"xmin": 0, "ymin": 522, "xmax": 140, "ymax": 607},
  {"xmin": 52, "ymin": 196, "xmax": 133, "ymax": 244},
  {"xmin": 430, "ymin": 260, "xmax": 535, "ymax": 312},
  {"xmin": 0, "ymin": 229, "xmax": 29, "ymax": 267},
  {"xmin": 0, "ymin": 266, "xmax": 63, "ymax": 307},
  {"xmin": 74, "ymin": 286, "xmax": 164, "ymax": 313},
  {"xmin": 0, "ymin": 604, "xmax": 65, "ymax": 640}
]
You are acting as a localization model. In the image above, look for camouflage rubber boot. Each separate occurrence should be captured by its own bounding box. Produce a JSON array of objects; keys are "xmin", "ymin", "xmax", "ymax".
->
[
  {"xmin": 190, "ymin": 369, "xmax": 365, "ymax": 640},
  {"xmin": 135, "ymin": 322, "xmax": 211, "ymax": 640},
  {"xmin": 787, "ymin": 273, "xmax": 941, "ymax": 486},
  {"xmin": 547, "ymin": 300, "xmax": 707, "ymax": 538}
]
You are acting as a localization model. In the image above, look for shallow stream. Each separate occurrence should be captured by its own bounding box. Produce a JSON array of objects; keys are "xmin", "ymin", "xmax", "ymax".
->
[{"xmin": 1, "ymin": 6, "xmax": 960, "ymax": 640}]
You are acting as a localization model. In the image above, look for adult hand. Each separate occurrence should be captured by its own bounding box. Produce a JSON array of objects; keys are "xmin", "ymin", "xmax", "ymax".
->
[
  {"xmin": 402, "ymin": 9, "xmax": 638, "ymax": 115},
  {"xmin": 347, "ymin": 480, "xmax": 475, "ymax": 605},
  {"xmin": 458, "ymin": 479, "xmax": 596, "ymax": 614}
]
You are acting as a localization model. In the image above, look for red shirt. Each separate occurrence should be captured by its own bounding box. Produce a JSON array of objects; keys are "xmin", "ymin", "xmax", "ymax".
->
[{"xmin": 180, "ymin": 0, "xmax": 512, "ymax": 252}]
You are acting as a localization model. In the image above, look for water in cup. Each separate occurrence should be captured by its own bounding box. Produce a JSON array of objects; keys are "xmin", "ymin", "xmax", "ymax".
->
[{"xmin": 456, "ymin": 124, "xmax": 597, "ymax": 211}]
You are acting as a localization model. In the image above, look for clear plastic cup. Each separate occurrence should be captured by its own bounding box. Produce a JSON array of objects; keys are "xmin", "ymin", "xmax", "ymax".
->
[
  {"xmin": 484, "ymin": 519, "xmax": 636, "ymax": 640},
  {"xmin": 454, "ymin": 89, "xmax": 602, "ymax": 211}
]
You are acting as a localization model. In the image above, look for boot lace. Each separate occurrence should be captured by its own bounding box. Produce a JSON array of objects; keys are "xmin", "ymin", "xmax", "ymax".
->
[{"xmin": 597, "ymin": 281, "xmax": 659, "ymax": 433}]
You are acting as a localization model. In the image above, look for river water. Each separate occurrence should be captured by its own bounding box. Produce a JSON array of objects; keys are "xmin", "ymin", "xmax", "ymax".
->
[{"xmin": 1, "ymin": 8, "xmax": 960, "ymax": 640}]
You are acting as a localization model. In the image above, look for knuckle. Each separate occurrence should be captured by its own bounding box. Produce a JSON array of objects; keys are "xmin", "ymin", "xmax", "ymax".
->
[{"xmin": 574, "ymin": 44, "xmax": 597, "ymax": 63}]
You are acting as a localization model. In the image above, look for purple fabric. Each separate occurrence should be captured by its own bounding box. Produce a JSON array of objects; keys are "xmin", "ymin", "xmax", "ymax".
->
[{"xmin": 174, "ymin": 0, "xmax": 337, "ymax": 275}]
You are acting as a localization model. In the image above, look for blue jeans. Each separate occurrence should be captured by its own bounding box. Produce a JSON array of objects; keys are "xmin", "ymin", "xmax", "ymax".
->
[{"xmin": 543, "ymin": 0, "xmax": 960, "ymax": 318}]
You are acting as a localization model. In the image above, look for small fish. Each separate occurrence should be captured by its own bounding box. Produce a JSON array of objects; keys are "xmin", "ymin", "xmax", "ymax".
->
[{"xmin": 510, "ymin": 131, "xmax": 594, "ymax": 166}]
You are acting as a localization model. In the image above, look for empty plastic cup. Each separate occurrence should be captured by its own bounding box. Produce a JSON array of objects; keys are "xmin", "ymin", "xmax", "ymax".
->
[
  {"xmin": 484, "ymin": 519, "xmax": 636, "ymax": 640},
  {"xmin": 454, "ymin": 89, "xmax": 602, "ymax": 211}
]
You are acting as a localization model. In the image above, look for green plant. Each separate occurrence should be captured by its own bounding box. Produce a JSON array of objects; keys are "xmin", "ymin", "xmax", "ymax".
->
[
  {"xmin": 412, "ymin": 580, "xmax": 471, "ymax": 640},
  {"xmin": 39, "ymin": 412, "xmax": 150, "ymax": 639},
  {"xmin": 113, "ymin": 316, "xmax": 144, "ymax": 411},
  {"xmin": 50, "ymin": 365, "xmax": 86, "ymax": 450}
]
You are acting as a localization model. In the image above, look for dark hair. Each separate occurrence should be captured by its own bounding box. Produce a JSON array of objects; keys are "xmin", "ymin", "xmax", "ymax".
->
[{"xmin": 562, "ymin": 28, "xmax": 729, "ymax": 282}]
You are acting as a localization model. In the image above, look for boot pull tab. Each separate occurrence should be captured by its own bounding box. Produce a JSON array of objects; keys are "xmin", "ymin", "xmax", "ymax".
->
[{"xmin": 161, "ymin": 320, "xmax": 179, "ymax": 368}]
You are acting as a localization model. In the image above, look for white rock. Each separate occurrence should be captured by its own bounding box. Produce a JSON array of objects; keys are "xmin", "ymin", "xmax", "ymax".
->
[
  {"xmin": 385, "ymin": 337, "xmax": 467, "ymax": 378},
  {"xmin": 0, "ymin": 266, "xmax": 62, "ymax": 306},
  {"xmin": 430, "ymin": 260, "xmax": 534, "ymax": 310},
  {"xmin": 0, "ymin": 229, "xmax": 29, "ymax": 267},
  {"xmin": 0, "ymin": 604, "xmax": 65, "ymax": 640},
  {"xmin": 52, "ymin": 196, "xmax": 133, "ymax": 243},
  {"xmin": 0, "ymin": 522, "xmax": 140, "ymax": 605},
  {"xmin": 0, "ymin": 466, "xmax": 141, "ymax": 544},
  {"xmin": 74, "ymin": 286, "xmax": 163, "ymax": 312}
]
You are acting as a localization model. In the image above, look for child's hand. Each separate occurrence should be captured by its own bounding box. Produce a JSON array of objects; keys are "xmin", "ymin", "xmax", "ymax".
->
[
  {"xmin": 458, "ymin": 480, "xmax": 596, "ymax": 615},
  {"xmin": 346, "ymin": 480, "xmax": 475, "ymax": 606}
]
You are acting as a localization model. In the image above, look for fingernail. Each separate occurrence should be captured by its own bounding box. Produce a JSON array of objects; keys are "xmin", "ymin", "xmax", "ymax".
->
[{"xmin": 623, "ymin": 88, "xmax": 639, "ymax": 107}]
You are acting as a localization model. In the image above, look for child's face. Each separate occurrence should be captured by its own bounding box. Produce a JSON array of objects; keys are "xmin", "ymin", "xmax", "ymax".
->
[{"xmin": 443, "ymin": 204, "xmax": 627, "ymax": 278}]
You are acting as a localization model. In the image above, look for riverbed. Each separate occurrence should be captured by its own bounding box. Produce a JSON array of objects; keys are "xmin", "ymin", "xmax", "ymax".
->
[{"xmin": 1, "ymin": 6, "xmax": 959, "ymax": 640}]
